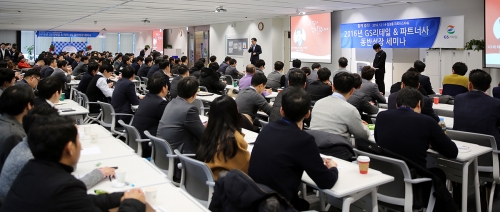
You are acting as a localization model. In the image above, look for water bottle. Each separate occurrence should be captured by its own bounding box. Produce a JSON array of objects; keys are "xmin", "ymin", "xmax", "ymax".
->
[{"xmin": 439, "ymin": 117, "xmax": 447, "ymax": 134}]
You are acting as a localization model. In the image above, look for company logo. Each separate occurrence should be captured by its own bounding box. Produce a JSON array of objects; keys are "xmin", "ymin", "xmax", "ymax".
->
[{"xmin": 447, "ymin": 25, "xmax": 455, "ymax": 34}]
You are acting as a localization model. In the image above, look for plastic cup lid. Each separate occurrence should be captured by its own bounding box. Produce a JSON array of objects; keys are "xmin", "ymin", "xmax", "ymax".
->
[{"xmin": 357, "ymin": 156, "xmax": 370, "ymax": 162}]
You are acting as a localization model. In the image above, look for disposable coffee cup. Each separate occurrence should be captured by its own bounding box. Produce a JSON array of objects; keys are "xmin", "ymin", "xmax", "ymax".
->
[
  {"xmin": 439, "ymin": 88, "xmax": 443, "ymax": 94},
  {"xmin": 357, "ymin": 156, "xmax": 370, "ymax": 174},
  {"xmin": 277, "ymin": 88, "xmax": 283, "ymax": 93},
  {"xmin": 90, "ymin": 133, "xmax": 98, "ymax": 143},
  {"xmin": 144, "ymin": 187, "xmax": 157, "ymax": 205},
  {"xmin": 433, "ymin": 97, "xmax": 439, "ymax": 104},
  {"xmin": 115, "ymin": 170, "xmax": 126, "ymax": 183},
  {"xmin": 84, "ymin": 126, "xmax": 91, "ymax": 136}
]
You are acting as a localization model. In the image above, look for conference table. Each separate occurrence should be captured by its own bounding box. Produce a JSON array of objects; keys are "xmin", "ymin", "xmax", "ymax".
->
[
  {"xmin": 75, "ymin": 124, "xmax": 209, "ymax": 211},
  {"xmin": 54, "ymin": 100, "xmax": 89, "ymax": 124},
  {"xmin": 67, "ymin": 80, "xmax": 80, "ymax": 99}
]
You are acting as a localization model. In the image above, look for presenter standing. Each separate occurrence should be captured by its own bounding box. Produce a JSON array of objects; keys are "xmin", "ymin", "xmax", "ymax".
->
[
  {"xmin": 248, "ymin": 38, "xmax": 262, "ymax": 65},
  {"xmin": 372, "ymin": 43, "xmax": 387, "ymax": 95}
]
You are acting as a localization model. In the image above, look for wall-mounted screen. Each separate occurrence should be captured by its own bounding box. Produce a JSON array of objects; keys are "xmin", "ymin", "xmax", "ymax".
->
[
  {"xmin": 290, "ymin": 13, "xmax": 332, "ymax": 63},
  {"xmin": 485, "ymin": 0, "xmax": 500, "ymax": 68}
]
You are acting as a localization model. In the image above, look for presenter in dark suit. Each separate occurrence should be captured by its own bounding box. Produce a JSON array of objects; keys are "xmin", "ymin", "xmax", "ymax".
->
[
  {"xmin": 248, "ymin": 38, "xmax": 262, "ymax": 65},
  {"xmin": 111, "ymin": 66, "xmax": 142, "ymax": 125},
  {"xmin": 157, "ymin": 76, "xmax": 205, "ymax": 154},
  {"xmin": 372, "ymin": 43, "xmax": 386, "ymax": 95},
  {"xmin": 454, "ymin": 69, "xmax": 500, "ymax": 147},
  {"xmin": 132, "ymin": 72, "xmax": 169, "ymax": 158},
  {"xmin": 388, "ymin": 69, "xmax": 439, "ymax": 122}
]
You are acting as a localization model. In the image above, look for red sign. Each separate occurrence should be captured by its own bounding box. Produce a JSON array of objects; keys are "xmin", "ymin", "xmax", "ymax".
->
[{"xmin": 152, "ymin": 30, "xmax": 164, "ymax": 52}]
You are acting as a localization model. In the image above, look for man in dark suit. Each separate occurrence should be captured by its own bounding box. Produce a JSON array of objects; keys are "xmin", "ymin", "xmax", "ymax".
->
[
  {"xmin": 157, "ymin": 76, "xmax": 204, "ymax": 154},
  {"xmin": 248, "ymin": 38, "xmax": 262, "ymax": 65},
  {"xmin": 372, "ymin": 43, "xmax": 386, "ymax": 95},
  {"xmin": 414, "ymin": 60, "xmax": 435, "ymax": 95},
  {"xmin": 388, "ymin": 68, "xmax": 439, "ymax": 122},
  {"xmin": 71, "ymin": 54, "xmax": 81, "ymax": 70},
  {"xmin": 146, "ymin": 56, "xmax": 163, "ymax": 78},
  {"xmin": 33, "ymin": 76, "xmax": 62, "ymax": 108},
  {"xmin": 269, "ymin": 69, "xmax": 307, "ymax": 122},
  {"xmin": 0, "ymin": 43, "xmax": 12, "ymax": 60},
  {"xmin": 139, "ymin": 46, "xmax": 149, "ymax": 57},
  {"xmin": 131, "ymin": 56, "xmax": 143, "ymax": 75},
  {"xmin": 454, "ymin": 69, "xmax": 500, "ymax": 147},
  {"xmin": 43, "ymin": 58, "xmax": 57, "ymax": 78},
  {"xmin": 132, "ymin": 73, "xmax": 169, "ymax": 158},
  {"xmin": 137, "ymin": 57, "xmax": 152, "ymax": 78},
  {"xmin": 77, "ymin": 62, "xmax": 99, "ymax": 93},
  {"xmin": 15, "ymin": 69, "xmax": 40, "ymax": 91},
  {"xmin": 111, "ymin": 66, "xmax": 142, "ymax": 125},
  {"xmin": 0, "ymin": 116, "xmax": 146, "ymax": 212},
  {"xmin": 348, "ymin": 73, "xmax": 379, "ymax": 115},
  {"xmin": 307, "ymin": 68, "xmax": 332, "ymax": 101}
]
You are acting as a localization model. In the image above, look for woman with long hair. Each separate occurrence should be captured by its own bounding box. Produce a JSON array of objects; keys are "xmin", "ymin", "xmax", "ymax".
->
[{"xmin": 196, "ymin": 95, "xmax": 250, "ymax": 180}]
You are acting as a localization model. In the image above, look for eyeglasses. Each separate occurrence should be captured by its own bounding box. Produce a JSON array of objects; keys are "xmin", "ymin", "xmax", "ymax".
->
[{"xmin": 32, "ymin": 77, "xmax": 40, "ymax": 81}]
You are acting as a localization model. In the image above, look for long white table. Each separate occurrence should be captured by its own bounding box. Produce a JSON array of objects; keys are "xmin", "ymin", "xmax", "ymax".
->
[
  {"xmin": 196, "ymin": 93, "xmax": 222, "ymax": 102},
  {"xmin": 54, "ymin": 100, "xmax": 89, "ymax": 124},
  {"xmin": 79, "ymin": 137, "xmax": 136, "ymax": 162},
  {"xmin": 78, "ymin": 124, "xmax": 114, "ymax": 140}
]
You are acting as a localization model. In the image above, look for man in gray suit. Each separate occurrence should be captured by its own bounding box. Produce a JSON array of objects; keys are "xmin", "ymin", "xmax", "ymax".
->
[
  {"xmin": 157, "ymin": 76, "xmax": 205, "ymax": 154},
  {"xmin": 72, "ymin": 56, "xmax": 88, "ymax": 76},
  {"xmin": 307, "ymin": 63, "xmax": 321, "ymax": 85},
  {"xmin": 51, "ymin": 60, "xmax": 72, "ymax": 84},
  {"xmin": 331, "ymin": 57, "xmax": 349, "ymax": 80},
  {"xmin": 358, "ymin": 66, "xmax": 386, "ymax": 103}
]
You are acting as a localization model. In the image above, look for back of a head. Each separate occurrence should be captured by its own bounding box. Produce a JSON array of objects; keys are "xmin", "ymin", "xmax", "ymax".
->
[
  {"xmin": 0, "ymin": 60, "xmax": 7, "ymax": 69},
  {"xmin": 174, "ymin": 58, "xmax": 180, "ymax": 64},
  {"xmin": 338, "ymin": 57, "xmax": 348, "ymax": 68},
  {"xmin": 361, "ymin": 66, "xmax": 375, "ymax": 80},
  {"xmin": 159, "ymin": 60, "xmax": 170, "ymax": 70},
  {"xmin": 81, "ymin": 56, "xmax": 89, "ymax": 61},
  {"xmin": 0, "ymin": 85, "xmax": 34, "ymax": 116},
  {"xmin": 251, "ymin": 73, "xmax": 267, "ymax": 87},
  {"xmin": 282, "ymin": 87, "xmax": 311, "ymax": 122},
  {"xmin": 289, "ymin": 69, "xmax": 307, "ymax": 87},
  {"xmin": 469, "ymin": 69, "xmax": 491, "ymax": 92},
  {"xmin": 122, "ymin": 55, "xmax": 130, "ymax": 63},
  {"xmin": 229, "ymin": 59, "xmax": 237, "ymax": 66},
  {"xmin": 224, "ymin": 56, "xmax": 231, "ymax": 62},
  {"xmin": 178, "ymin": 65, "xmax": 189, "ymax": 75},
  {"xmin": 144, "ymin": 57, "xmax": 153, "ymax": 64},
  {"xmin": 396, "ymin": 87, "xmax": 423, "ymax": 109},
  {"xmin": 181, "ymin": 56, "xmax": 188, "ymax": 62},
  {"xmin": 209, "ymin": 55, "xmax": 217, "ymax": 63},
  {"xmin": 28, "ymin": 116, "xmax": 77, "ymax": 162},
  {"xmin": 45, "ymin": 58, "xmax": 55, "ymax": 66},
  {"xmin": 152, "ymin": 51, "xmax": 161, "ymax": 59},
  {"xmin": 154, "ymin": 56, "xmax": 163, "ymax": 65},
  {"xmin": 292, "ymin": 59, "xmax": 302, "ymax": 68},
  {"xmin": 401, "ymin": 68, "xmax": 420, "ymax": 88},
  {"xmin": 194, "ymin": 61, "xmax": 204, "ymax": 70},
  {"xmin": 136, "ymin": 56, "xmax": 144, "ymax": 62},
  {"xmin": 274, "ymin": 61, "xmax": 284, "ymax": 71},
  {"xmin": 148, "ymin": 72, "xmax": 168, "ymax": 94},
  {"xmin": 0, "ymin": 68, "xmax": 15, "ymax": 85},
  {"xmin": 414, "ymin": 60, "xmax": 426, "ymax": 73},
  {"xmin": 311, "ymin": 63, "xmax": 321, "ymax": 70},
  {"xmin": 209, "ymin": 62, "xmax": 219, "ymax": 71},
  {"xmin": 333, "ymin": 72, "xmax": 355, "ymax": 94},
  {"xmin": 99, "ymin": 64, "xmax": 113, "ymax": 73},
  {"xmin": 24, "ymin": 69, "xmax": 41, "ymax": 79},
  {"xmin": 452, "ymin": 62, "xmax": 468, "ymax": 76},
  {"xmin": 301, "ymin": 67, "xmax": 311, "ymax": 76},
  {"xmin": 246, "ymin": 64, "xmax": 256, "ymax": 74},
  {"xmin": 351, "ymin": 73, "xmax": 362, "ymax": 89},
  {"xmin": 23, "ymin": 105, "xmax": 59, "ymax": 132},
  {"xmin": 317, "ymin": 68, "xmax": 331, "ymax": 81},
  {"xmin": 207, "ymin": 96, "xmax": 240, "ymax": 137},
  {"xmin": 87, "ymin": 62, "xmax": 99, "ymax": 74},
  {"xmin": 255, "ymin": 59, "xmax": 265, "ymax": 68},
  {"xmin": 38, "ymin": 76, "xmax": 62, "ymax": 100},
  {"xmin": 178, "ymin": 76, "xmax": 199, "ymax": 99},
  {"xmin": 121, "ymin": 66, "xmax": 135, "ymax": 79}
]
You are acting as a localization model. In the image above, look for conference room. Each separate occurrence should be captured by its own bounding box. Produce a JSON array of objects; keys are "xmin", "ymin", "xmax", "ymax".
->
[{"xmin": 0, "ymin": 0, "xmax": 499, "ymax": 211}]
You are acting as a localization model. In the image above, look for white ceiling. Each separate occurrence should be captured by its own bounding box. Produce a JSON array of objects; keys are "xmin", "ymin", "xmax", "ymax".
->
[{"xmin": 0, "ymin": 0, "xmax": 438, "ymax": 32}]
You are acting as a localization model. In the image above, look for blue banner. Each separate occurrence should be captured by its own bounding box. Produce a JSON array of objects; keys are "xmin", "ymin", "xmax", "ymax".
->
[
  {"xmin": 36, "ymin": 31, "xmax": 99, "ymax": 37},
  {"xmin": 340, "ymin": 17, "xmax": 441, "ymax": 48}
]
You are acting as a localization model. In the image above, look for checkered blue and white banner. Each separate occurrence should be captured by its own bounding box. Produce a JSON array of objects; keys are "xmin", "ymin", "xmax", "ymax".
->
[{"xmin": 51, "ymin": 42, "xmax": 88, "ymax": 54}]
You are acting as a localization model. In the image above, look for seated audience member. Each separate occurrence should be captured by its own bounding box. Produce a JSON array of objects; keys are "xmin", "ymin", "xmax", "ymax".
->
[
  {"xmin": 225, "ymin": 59, "xmax": 242, "ymax": 80},
  {"xmin": 72, "ymin": 56, "xmax": 88, "ymax": 76},
  {"xmin": 414, "ymin": 60, "xmax": 435, "ymax": 95},
  {"xmin": 0, "ymin": 68, "xmax": 15, "ymax": 96},
  {"xmin": 188, "ymin": 60, "xmax": 203, "ymax": 79},
  {"xmin": 146, "ymin": 56, "xmax": 162, "ymax": 78},
  {"xmin": 235, "ymin": 73, "xmax": 273, "ymax": 120},
  {"xmin": 0, "ymin": 106, "xmax": 116, "ymax": 199},
  {"xmin": 132, "ymin": 73, "xmax": 169, "ymax": 158},
  {"xmin": 16, "ymin": 69, "xmax": 40, "ymax": 91},
  {"xmin": 51, "ymin": 60, "xmax": 72, "ymax": 84},
  {"xmin": 170, "ymin": 65, "xmax": 189, "ymax": 98},
  {"xmin": 307, "ymin": 63, "xmax": 321, "ymax": 85},
  {"xmin": 332, "ymin": 57, "xmax": 349, "ymax": 81},
  {"xmin": 197, "ymin": 95, "xmax": 250, "ymax": 180},
  {"xmin": 71, "ymin": 54, "xmax": 80, "ymax": 70},
  {"xmin": 442, "ymin": 62, "xmax": 469, "ymax": 96},
  {"xmin": 388, "ymin": 68, "xmax": 439, "ymax": 122},
  {"xmin": 301, "ymin": 67, "xmax": 311, "ymax": 78},
  {"xmin": 77, "ymin": 62, "xmax": 99, "ymax": 93},
  {"xmin": 255, "ymin": 59, "xmax": 266, "ymax": 75},
  {"xmin": 310, "ymin": 72, "xmax": 370, "ymax": 140},
  {"xmin": 307, "ymin": 67, "xmax": 333, "ymax": 101},
  {"xmin": 157, "ymin": 60, "xmax": 172, "ymax": 88},
  {"xmin": 113, "ymin": 53, "xmax": 123, "ymax": 71},
  {"xmin": 137, "ymin": 56, "xmax": 152, "ymax": 78},
  {"xmin": 375, "ymin": 87, "xmax": 457, "ymax": 178},
  {"xmin": 219, "ymin": 56, "xmax": 231, "ymax": 74},
  {"xmin": 209, "ymin": 55, "xmax": 217, "ymax": 64},
  {"xmin": 348, "ymin": 73, "xmax": 379, "ymax": 115},
  {"xmin": 32, "ymin": 58, "xmax": 45, "ymax": 73},
  {"xmin": 157, "ymin": 77, "xmax": 204, "ymax": 154},
  {"xmin": 238, "ymin": 64, "xmax": 255, "ymax": 90},
  {"xmin": 266, "ymin": 61, "xmax": 286, "ymax": 89},
  {"xmin": 111, "ymin": 66, "xmax": 142, "ymax": 125},
  {"xmin": 200, "ymin": 62, "xmax": 226, "ymax": 94},
  {"xmin": 86, "ymin": 64, "xmax": 114, "ymax": 113},
  {"xmin": 0, "ymin": 86, "xmax": 34, "ymax": 172},
  {"xmin": 493, "ymin": 82, "xmax": 500, "ymax": 99},
  {"xmin": 454, "ymin": 69, "xmax": 500, "ymax": 147},
  {"xmin": 249, "ymin": 87, "xmax": 338, "ymax": 211},
  {"xmin": 34, "ymin": 76, "xmax": 62, "ymax": 108},
  {"xmin": 43, "ymin": 57, "xmax": 57, "ymax": 78},
  {"xmin": 16, "ymin": 56, "xmax": 31, "ymax": 69},
  {"xmin": 181, "ymin": 55, "xmax": 188, "ymax": 66},
  {"xmin": 117, "ymin": 55, "xmax": 132, "ymax": 71},
  {"xmin": 358, "ymin": 66, "xmax": 386, "ymax": 103},
  {"xmin": 285, "ymin": 59, "xmax": 302, "ymax": 87},
  {"xmin": 269, "ymin": 69, "xmax": 307, "ymax": 122},
  {"xmin": 132, "ymin": 56, "xmax": 143, "ymax": 74},
  {"xmin": 0, "ymin": 116, "xmax": 146, "ymax": 212}
]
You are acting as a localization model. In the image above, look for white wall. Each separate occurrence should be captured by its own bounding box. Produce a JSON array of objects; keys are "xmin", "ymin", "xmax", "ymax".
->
[
  {"xmin": 210, "ymin": 18, "xmax": 284, "ymax": 76},
  {"xmin": 0, "ymin": 31, "xmax": 16, "ymax": 44},
  {"xmin": 134, "ymin": 31, "xmax": 152, "ymax": 56},
  {"xmin": 167, "ymin": 28, "xmax": 188, "ymax": 57}
]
